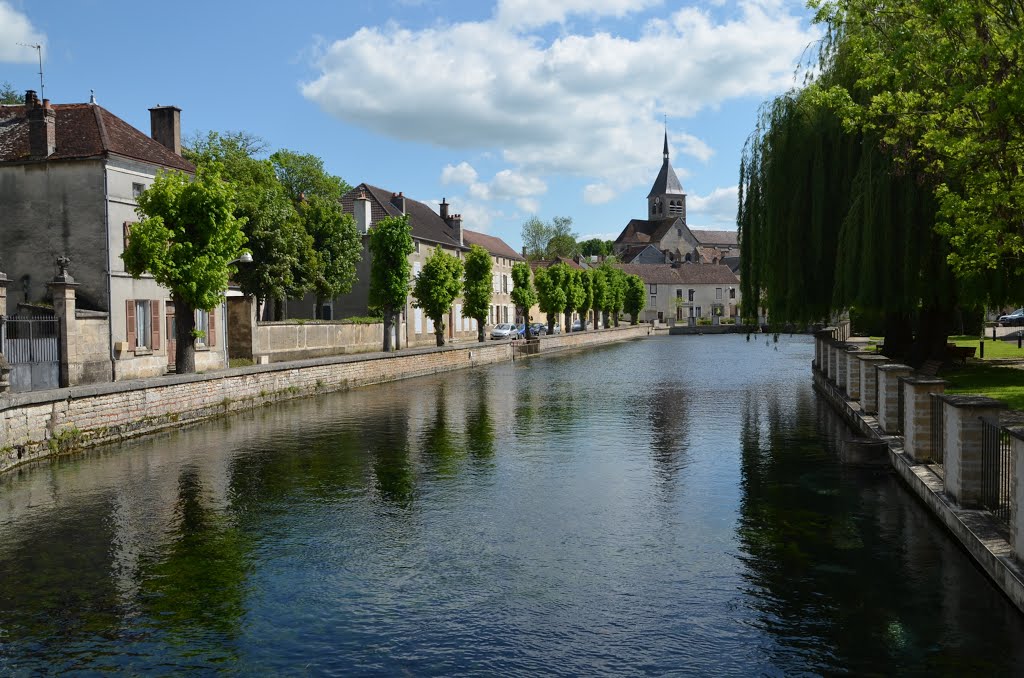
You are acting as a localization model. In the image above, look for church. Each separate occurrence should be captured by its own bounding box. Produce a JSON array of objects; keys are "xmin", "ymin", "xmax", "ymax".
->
[{"xmin": 613, "ymin": 132, "xmax": 739, "ymax": 271}]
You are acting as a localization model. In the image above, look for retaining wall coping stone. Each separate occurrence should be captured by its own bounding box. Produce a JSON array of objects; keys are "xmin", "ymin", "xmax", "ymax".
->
[
  {"xmin": 1007, "ymin": 426, "xmax": 1024, "ymax": 442},
  {"xmin": 856, "ymin": 354, "xmax": 889, "ymax": 362},
  {"xmin": 937, "ymin": 394, "xmax": 1008, "ymax": 410},
  {"xmin": 903, "ymin": 377, "xmax": 949, "ymax": 386},
  {"xmin": 878, "ymin": 363, "xmax": 913, "ymax": 372}
]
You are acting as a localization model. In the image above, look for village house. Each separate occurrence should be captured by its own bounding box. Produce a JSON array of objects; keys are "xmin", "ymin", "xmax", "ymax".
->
[
  {"xmin": 616, "ymin": 262, "xmax": 740, "ymax": 324},
  {"xmin": 287, "ymin": 183, "xmax": 523, "ymax": 346},
  {"xmin": 0, "ymin": 91, "xmax": 225, "ymax": 389}
]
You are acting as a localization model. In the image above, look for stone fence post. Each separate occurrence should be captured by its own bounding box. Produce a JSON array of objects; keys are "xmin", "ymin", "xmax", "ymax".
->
[
  {"xmin": 47, "ymin": 258, "xmax": 78, "ymax": 388},
  {"xmin": 1010, "ymin": 426, "xmax": 1024, "ymax": 560},
  {"xmin": 844, "ymin": 349, "xmax": 864, "ymax": 399},
  {"xmin": 0, "ymin": 269, "xmax": 8, "ymax": 394},
  {"xmin": 941, "ymin": 395, "xmax": 1007, "ymax": 508},
  {"xmin": 814, "ymin": 328, "xmax": 836, "ymax": 372},
  {"xmin": 902, "ymin": 377, "xmax": 948, "ymax": 462},
  {"xmin": 877, "ymin": 364, "xmax": 913, "ymax": 434},
  {"xmin": 857, "ymin": 355, "xmax": 889, "ymax": 415},
  {"xmin": 0, "ymin": 268, "xmax": 8, "ymax": 318}
]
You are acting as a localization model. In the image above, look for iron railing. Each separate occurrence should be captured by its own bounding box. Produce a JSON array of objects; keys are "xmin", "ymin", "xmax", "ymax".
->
[
  {"xmin": 896, "ymin": 377, "xmax": 906, "ymax": 434},
  {"xmin": 2, "ymin": 314, "xmax": 59, "ymax": 364},
  {"xmin": 980, "ymin": 418, "xmax": 1012, "ymax": 525},
  {"xmin": 930, "ymin": 394, "xmax": 945, "ymax": 464}
]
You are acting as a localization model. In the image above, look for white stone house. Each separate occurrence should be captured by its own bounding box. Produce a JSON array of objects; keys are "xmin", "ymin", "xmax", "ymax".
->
[
  {"xmin": 0, "ymin": 91, "xmax": 226, "ymax": 382},
  {"xmin": 617, "ymin": 262, "xmax": 741, "ymax": 324}
]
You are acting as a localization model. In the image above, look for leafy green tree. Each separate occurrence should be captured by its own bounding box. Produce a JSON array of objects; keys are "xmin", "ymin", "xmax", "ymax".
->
[
  {"xmin": 301, "ymin": 194, "xmax": 361, "ymax": 318},
  {"xmin": 578, "ymin": 238, "xmax": 614, "ymax": 258},
  {"xmin": 521, "ymin": 215, "xmax": 578, "ymax": 260},
  {"xmin": 184, "ymin": 131, "xmax": 309, "ymax": 319},
  {"xmin": 562, "ymin": 267, "xmax": 585, "ymax": 332},
  {"xmin": 577, "ymin": 269, "xmax": 594, "ymax": 330},
  {"xmin": 0, "ymin": 81, "xmax": 20, "ymax": 104},
  {"xmin": 122, "ymin": 166, "xmax": 247, "ymax": 374},
  {"xmin": 270, "ymin": 149, "xmax": 351, "ymax": 202},
  {"xmin": 462, "ymin": 245, "xmax": 493, "ymax": 342},
  {"xmin": 413, "ymin": 247, "xmax": 464, "ymax": 347},
  {"xmin": 810, "ymin": 0, "xmax": 1024, "ymax": 298},
  {"xmin": 368, "ymin": 215, "xmax": 414, "ymax": 351},
  {"xmin": 535, "ymin": 265, "xmax": 567, "ymax": 334},
  {"xmin": 594, "ymin": 263, "xmax": 625, "ymax": 327},
  {"xmin": 510, "ymin": 262, "xmax": 538, "ymax": 337},
  {"xmin": 591, "ymin": 266, "xmax": 608, "ymax": 329},
  {"xmin": 624, "ymin": 274, "xmax": 647, "ymax": 325}
]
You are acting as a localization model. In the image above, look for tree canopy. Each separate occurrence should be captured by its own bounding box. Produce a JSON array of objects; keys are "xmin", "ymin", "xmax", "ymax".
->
[
  {"xmin": 0, "ymin": 81, "xmax": 20, "ymax": 105},
  {"xmin": 521, "ymin": 216, "xmax": 578, "ymax": 260},
  {"xmin": 122, "ymin": 166, "xmax": 247, "ymax": 373},
  {"xmin": 412, "ymin": 247, "xmax": 464, "ymax": 347},
  {"xmin": 368, "ymin": 215, "xmax": 414, "ymax": 351},
  {"xmin": 270, "ymin": 149, "xmax": 351, "ymax": 203},
  {"xmin": 578, "ymin": 238, "xmax": 615, "ymax": 258},
  {"xmin": 624, "ymin": 274, "xmax": 647, "ymax": 325},
  {"xmin": 510, "ymin": 262, "xmax": 537, "ymax": 334},
  {"xmin": 462, "ymin": 245, "xmax": 493, "ymax": 342},
  {"xmin": 534, "ymin": 266, "xmax": 568, "ymax": 334}
]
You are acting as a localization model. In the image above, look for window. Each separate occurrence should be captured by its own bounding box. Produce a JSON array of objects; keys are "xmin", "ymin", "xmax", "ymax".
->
[
  {"xmin": 716, "ymin": 288, "xmax": 723, "ymax": 300},
  {"xmin": 132, "ymin": 182, "xmax": 145, "ymax": 199},
  {"xmin": 414, "ymin": 240, "xmax": 420, "ymax": 253},
  {"xmin": 414, "ymin": 262, "xmax": 422, "ymax": 278},
  {"xmin": 650, "ymin": 295, "xmax": 656, "ymax": 307},
  {"xmin": 502, "ymin": 275, "xmax": 508, "ymax": 293},
  {"xmin": 729, "ymin": 287, "xmax": 736, "ymax": 299},
  {"xmin": 649, "ymin": 284, "xmax": 657, "ymax": 295},
  {"xmin": 194, "ymin": 308, "xmax": 217, "ymax": 348},
  {"xmin": 125, "ymin": 299, "xmax": 160, "ymax": 352},
  {"xmin": 122, "ymin": 221, "xmax": 135, "ymax": 251},
  {"xmin": 676, "ymin": 289, "xmax": 683, "ymax": 299},
  {"xmin": 688, "ymin": 289, "xmax": 695, "ymax": 302}
]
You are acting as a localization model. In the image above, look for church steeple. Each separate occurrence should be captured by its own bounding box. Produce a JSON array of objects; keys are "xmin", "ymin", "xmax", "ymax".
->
[{"xmin": 648, "ymin": 125, "xmax": 686, "ymax": 221}]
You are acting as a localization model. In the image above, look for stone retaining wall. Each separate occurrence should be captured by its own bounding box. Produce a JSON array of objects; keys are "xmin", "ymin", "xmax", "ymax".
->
[{"xmin": 529, "ymin": 324, "xmax": 651, "ymax": 353}]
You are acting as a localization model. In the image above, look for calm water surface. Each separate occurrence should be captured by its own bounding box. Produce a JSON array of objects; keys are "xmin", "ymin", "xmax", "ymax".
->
[{"xmin": 1, "ymin": 334, "xmax": 1023, "ymax": 675}]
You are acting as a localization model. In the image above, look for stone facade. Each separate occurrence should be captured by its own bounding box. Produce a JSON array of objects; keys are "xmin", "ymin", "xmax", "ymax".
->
[{"xmin": 902, "ymin": 378, "xmax": 947, "ymax": 462}]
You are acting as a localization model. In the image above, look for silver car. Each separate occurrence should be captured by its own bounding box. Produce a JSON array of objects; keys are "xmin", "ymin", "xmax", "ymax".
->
[{"xmin": 490, "ymin": 323, "xmax": 519, "ymax": 339}]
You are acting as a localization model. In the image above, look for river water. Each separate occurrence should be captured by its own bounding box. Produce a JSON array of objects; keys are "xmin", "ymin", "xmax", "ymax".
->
[{"xmin": 1, "ymin": 334, "xmax": 1023, "ymax": 675}]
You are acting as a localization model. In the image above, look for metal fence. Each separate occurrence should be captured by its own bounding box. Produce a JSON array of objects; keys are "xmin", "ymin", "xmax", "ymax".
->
[
  {"xmin": 896, "ymin": 377, "xmax": 906, "ymax": 434},
  {"xmin": 980, "ymin": 418, "xmax": 1012, "ymax": 525},
  {"xmin": 930, "ymin": 394, "xmax": 945, "ymax": 464},
  {"xmin": 1, "ymin": 314, "xmax": 60, "ymax": 392}
]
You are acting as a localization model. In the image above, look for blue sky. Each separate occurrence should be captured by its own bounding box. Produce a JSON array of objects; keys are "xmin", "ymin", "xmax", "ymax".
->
[{"xmin": 1, "ymin": 0, "xmax": 819, "ymax": 250}]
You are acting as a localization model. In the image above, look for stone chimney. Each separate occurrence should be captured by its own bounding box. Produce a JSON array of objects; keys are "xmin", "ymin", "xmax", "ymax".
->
[
  {"xmin": 445, "ymin": 212, "xmax": 463, "ymax": 247},
  {"xmin": 26, "ymin": 90, "xmax": 56, "ymax": 159},
  {"xmin": 440, "ymin": 198, "xmax": 449, "ymax": 220},
  {"xmin": 391, "ymin": 191, "xmax": 406, "ymax": 214},
  {"xmin": 354, "ymin": 189, "xmax": 372, "ymax": 235},
  {"xmin": 149, "ymin": 105, "xmax": 182, "ymax": 155}
]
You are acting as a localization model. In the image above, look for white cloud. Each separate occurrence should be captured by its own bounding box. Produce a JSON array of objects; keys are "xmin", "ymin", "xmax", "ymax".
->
[
  {"xmin": 441, "ymin": 161, "xmax": 478, "ymax": 185},
  {"xmin": 583, "ymin": 183, "xmax": 617, "ymax": 204},
  {"xmin": 516, "ymin": 198, "xmax": 540, "ymax": 213},
  {"xmin": 0, "ymin": 2, "xmax": 46, "ymax": 64},
  {"xmin": 495, "ymin": 0, "xmax": 662, "ymax": 30},
  {"xmin": 687, "ymin": 185, "xmax": 738, "ymax": 228},
  {"xmin": 302, "ymin": 1, "xmax": 816, "ymax": 195},
  {"xmin": 465, "ymin": 168, "xmax": 546, "ymax": 201}
]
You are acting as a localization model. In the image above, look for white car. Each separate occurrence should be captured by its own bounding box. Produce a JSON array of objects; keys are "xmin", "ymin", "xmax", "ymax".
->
[{"xmin": 490, "ymin": 323, "xmax": 519, "ymax": 339}]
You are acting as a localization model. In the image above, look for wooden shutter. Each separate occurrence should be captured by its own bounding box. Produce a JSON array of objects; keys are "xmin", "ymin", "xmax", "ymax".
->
[
  {"xmin": 150, "ymin": 300, "xmax": 161, "ymax": 351},
  {"xmin": 208, "ymin": 307, "xmax": 217, "ymax": 347},
  {"xmin": 126, "ymin": 300, "xmax": 136, "ymax": 349}
]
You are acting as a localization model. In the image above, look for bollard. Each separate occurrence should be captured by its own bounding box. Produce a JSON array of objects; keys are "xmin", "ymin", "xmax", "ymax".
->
[
  {"xmin": 980, "ymin": 340, "xmax": 985, "ymax": 360},
  {"xmin": 993, "ymin": 326, "xmax": 997, "ymax": 340}
]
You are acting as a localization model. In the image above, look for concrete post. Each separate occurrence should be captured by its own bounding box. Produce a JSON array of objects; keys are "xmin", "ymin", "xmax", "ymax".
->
[
  {"xmin": 902, "ymin": 377, "xmax": 948, "ymax": 462},
  {"xmin": 828, "ymin": 340, "xmax": 839, "ymax": 382},
  {"xmin": 47, "ymin": 277, "xmax": 79, "ymax": 389},
  {"xmin": 844, "ymin": 349, "xmax": 863, "ymax": 399},
  {"xmin": 857, "ymin": 355, "xmax": 889, "ymax": 414},
  {"xmin": 0, "ymin": 268, "xmax": 8, "ymax": 318},
  {"xmin": 1009, "ymin": 427, "xmax": 1024, "ymax": 560},
  {"xmin": 942, "ymin": 395, "xmax": 1008, "ymax": 508},
  {"xmin": 877, "ymin": 364, "xmax": 913, "ymax": 434}
]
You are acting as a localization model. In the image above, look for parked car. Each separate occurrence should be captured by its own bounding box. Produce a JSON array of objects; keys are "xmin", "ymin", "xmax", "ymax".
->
[
  {"xmin": 571, "ymin": 320, "xmax": 583, "ymax": 332},
  {"xmin": 490, "ymin": 323, "xmax": 519, "ymax": 339},
  {"xmin": 999, "ymin": 308, "xmax": 1024, "ymax": 326},
  {"xmin": 527, "ymin": 322, "xmax": 546, "ymax": 336}
]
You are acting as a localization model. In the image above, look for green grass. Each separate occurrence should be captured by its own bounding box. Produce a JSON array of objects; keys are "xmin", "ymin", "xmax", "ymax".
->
[
  {"xmin": 944, "ymin": 362, "xmax": 1024, "ymax": 410},
  {"xmin": 229, "ymin": 358, "xmax": 254, "ymax": 368},
  {"xmin": 948, "ymin": 335, "xmax": 1024, "ymax": 360}
]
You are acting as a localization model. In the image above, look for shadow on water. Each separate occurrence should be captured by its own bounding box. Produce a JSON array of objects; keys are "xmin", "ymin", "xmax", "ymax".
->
[{"xmin": 736, "ymin": 385, "xmax": 1024, "ymax": 675}]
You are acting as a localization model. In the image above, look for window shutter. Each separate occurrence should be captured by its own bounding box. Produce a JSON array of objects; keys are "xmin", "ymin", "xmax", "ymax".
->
[
  {"xmin": 126, "ymin": 300, "xmax": 136, "ymax": 349},
  {"xmin": 208, "ymin": 307, "xmax": 217, "ymax": 347},
  {"xmin": 150, "ymin": 300, "xmax": 161, "ymax": 351},
  {"xmin": 123, "ymin": 221, "xmax": 134, "ymax": 250}
]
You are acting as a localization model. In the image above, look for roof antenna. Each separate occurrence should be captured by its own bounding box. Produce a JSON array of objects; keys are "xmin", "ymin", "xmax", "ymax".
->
[{"xmin": 18, "ymin": 43, "xmax": 44, "ymax": 100}]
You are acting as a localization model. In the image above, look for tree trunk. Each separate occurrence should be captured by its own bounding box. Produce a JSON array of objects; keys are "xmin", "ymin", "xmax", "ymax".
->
[
  {"xmin": 175, "ymin": 297, "xmax": 197, "ymax": 374},
  {"xmin": 394, "ymin": 311, "xmax": 402, "ymax": 350},
  {"xmin": 434, "ymin": 317, "xmax": 445, "ymax": 347},
  {"xmin": 477, "ymin": 318, "xmax": 485, "ymax": 343},
  {"xmin": 881, "ymin": 311, "xmax": 913, "ymax": 361},
  {"xmin": 579, "ymin": 312, "xmax": 588, "ymax": 331},
  {"xmin": 273, "ymin": 298, "xmax": 284, "ymax": 321},
  {"xmin": 911, "ymin": 306, "xmax": 951, "ymax": 367},
  {"xmin": 383, "ymin": 309, "xmax": 393, "ymax": 352},
  {"xmin": 614, "ymin": 313, "xmax": 620, "ymax": 327},
  {"xmin": 564, "ymin": 310, "xmax": 572, "ymax": 333},
  {"xmin": 547, "ymin": 313, "xmax": 555, "ymax": 335},
  {"xmin": 631, "ymin": 314, "xmax": 638, "ymax": 325}
]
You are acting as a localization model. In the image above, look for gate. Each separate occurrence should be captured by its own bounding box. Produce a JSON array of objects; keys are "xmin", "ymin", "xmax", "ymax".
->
[{"xmin": 1, "ymin": 314, "xmax": 60, "ymax": 392}]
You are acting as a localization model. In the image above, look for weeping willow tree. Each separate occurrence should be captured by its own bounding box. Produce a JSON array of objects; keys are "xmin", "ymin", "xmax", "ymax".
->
[{"xmin": 738, "ymin": 78, "xmax": 959, "ymax": 363}]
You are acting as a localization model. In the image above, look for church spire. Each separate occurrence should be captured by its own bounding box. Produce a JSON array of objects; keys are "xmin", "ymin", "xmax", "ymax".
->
[{"xmin": 663, "ymin": 119, "xmax": 669, "ymax": 161}]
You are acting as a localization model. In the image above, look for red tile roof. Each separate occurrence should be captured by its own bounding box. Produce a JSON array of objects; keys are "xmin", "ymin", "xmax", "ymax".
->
[
  {"xmin": 0, "ymin": 102, "xmax": 194, "ymax": 172},
  {"xmin": 462, "ymin": 229, "xmax": 524, "ymax": 261}
]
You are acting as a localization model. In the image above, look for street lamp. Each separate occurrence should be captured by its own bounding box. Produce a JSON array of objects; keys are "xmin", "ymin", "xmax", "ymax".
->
[{"xmin": 230, "ymin": 252, "xmax": 253, "ymax": 265}]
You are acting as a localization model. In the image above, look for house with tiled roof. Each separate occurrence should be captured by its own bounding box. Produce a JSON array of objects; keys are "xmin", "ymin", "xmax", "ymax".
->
[
  {"xmin": 612, "ymin": 133, "xmax": 740, "ymax": 267},
  {"xmin": 0, "ymin": 91, "xmax": 224, "ymax": 385},
  {"xmin": 616, "ymin": 262, "xmax": 740, "ymax": 324},
  {"xmin": 288, "ymin": 183, "xmax": 522, "ymax": 346}
]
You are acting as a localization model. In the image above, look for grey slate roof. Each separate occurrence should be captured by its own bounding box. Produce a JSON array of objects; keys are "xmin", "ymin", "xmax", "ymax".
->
[
  {"xmin": 0, "ymin": 102, "xmax": 194, "ymax": 172},
  {"xmin": 616, "ymin": 263, "xmax": 740, "ymax": 285},
  {"xmin": 690, "ymin": 229, "xmax": 738, "ymax": 247},
  {"xmin": 463, "ymin": 229, "xmax": 524, "ymax": 261},
  {"xmin": 614, "ymin": 217, "xmax": 681, "ymax": 245},
  {"xmin": 341, "ymin": 183, "xmax": 463, "ymax": 248},
  {"xmin": 647, "ymin": 133, "xmax": 684, "ymax": 198}
]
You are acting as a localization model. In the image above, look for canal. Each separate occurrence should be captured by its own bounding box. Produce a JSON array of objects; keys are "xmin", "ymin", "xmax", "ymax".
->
[{"xmin": 1, "ymin": 334, "xmax": 1023, "ymax": 674}]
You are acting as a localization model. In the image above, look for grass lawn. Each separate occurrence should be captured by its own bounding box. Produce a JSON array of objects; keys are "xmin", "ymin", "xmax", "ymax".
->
[
  {"xmin": 943, "ymin": 362, "xmax": 1024, "ymax": 410},
  {"xmin": 948, "ymin": 335, "xmax": 1024, "ymax": 360}
]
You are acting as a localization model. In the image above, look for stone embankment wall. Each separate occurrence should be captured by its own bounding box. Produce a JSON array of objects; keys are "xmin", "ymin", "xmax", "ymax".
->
[
  {"xmin": 0, "ymin": 324, "xmax": 650, "ymax": 474},
  {"xmin": 253, "ymin": 321, "xmax": 386, "ymax": 362}
]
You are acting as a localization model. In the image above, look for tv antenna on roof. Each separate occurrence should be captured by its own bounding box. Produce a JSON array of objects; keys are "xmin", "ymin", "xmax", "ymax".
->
[{"xmin": 18, "ymin": 43, "xmax": 44, "ymax": 100}]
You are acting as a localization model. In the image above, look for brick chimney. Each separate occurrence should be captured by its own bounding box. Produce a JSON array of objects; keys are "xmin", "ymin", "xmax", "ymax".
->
[
  {"xmin": 354, "ymin": 189, "xmax": 372, "ymax": 235},
  {"xmin": 445, "ymin": 212, "xmax": 463, "ymax": 247},
  {"xmin": 391, "ymin": 191, "xmax": 406, "ymax": 214},
  {"xmin": 26, "ymin": 90, "xmax": 56, "ymax": 159},
  {"xmin": 439, "ymin": 198, "xmax": 449, "ymax": 220},
  {"xmin": 149, "ymin": 105, "xmax": 182, "ymax": 155}
]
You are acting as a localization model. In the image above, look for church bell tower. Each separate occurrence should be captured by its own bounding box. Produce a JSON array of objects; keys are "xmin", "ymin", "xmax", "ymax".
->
[{"xmin": 647, "ymin": 129, "xmax": 686, "ymax": 221}]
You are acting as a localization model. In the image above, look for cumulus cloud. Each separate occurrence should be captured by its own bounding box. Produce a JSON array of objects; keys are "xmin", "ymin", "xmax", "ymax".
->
[
  {"xmin": 441, "ymin": 161, "xmax": 479, "ymax": 185},
  {"xmin": 516, "ymin": 198, "xmax": 540, "ymax": 213},
  {"xmin": 467, "ymin": 168, "xmax": 547, "ymax": 201},
  {"xmin": 687, "ymin": 185, "xmax": 738, "ymax": 228},
  {"xmin": 583, "ymin": 183, "xmax": 617, "ymax": 205},
  {"xmin": 0, "ymin": 2, "xmax": 46, "ymax": 64},
  {"xmin": 302, "ymin": 1, "xmax": 816, "ymax": 201}
]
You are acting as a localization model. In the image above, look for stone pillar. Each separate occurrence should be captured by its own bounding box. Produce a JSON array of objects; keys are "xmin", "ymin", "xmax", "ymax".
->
[
  {"xmin": 834, "ymin": 343, "xmax": 851, "ymax": 391},
  {"xmin": 902, "ymin": 377, "xmax": 948, "ymax": 462},
  {"xmin": 942, "ymin": 395, "xmax": 1008, "ymax": 508},
  {"xmin": 0, "ymin": 268, "xmax": 8, "ymax": 318},
  {"xmin": 827, "ymin": 340, "xmax": 839, "ymax": 381},
  {"xmin": 1009, "ymin": 427, "xmax": 1024, "ymax": 560},
  {"xmin": 47, "ymin": 258, "xmax": 79, "ymax": 388},
  {"xmin": 844, "ymin": 349, "xmax": 863, "ymax": 399},
  {"xmin": 877, "ymin": 364, "xmax": 913, "ymax": 434},
  {"xmin": 857, "ymin": 355, "xmax": 889, "ymax": 414}
]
